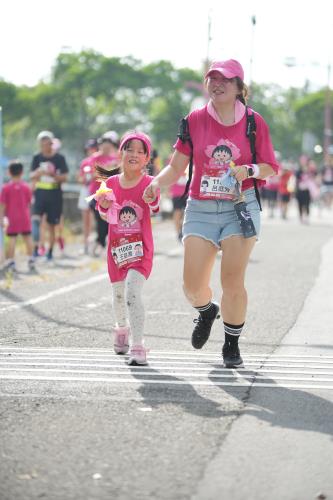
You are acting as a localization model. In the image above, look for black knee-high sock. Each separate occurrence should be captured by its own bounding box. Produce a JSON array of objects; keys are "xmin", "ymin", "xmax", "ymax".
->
[
  {"xmin": 195, "ymin": 302, "xmax": 217, "ymax": 319},
  {"xmin": 224, "ymin": 322, "xmax": 244, "ymax": 347}
]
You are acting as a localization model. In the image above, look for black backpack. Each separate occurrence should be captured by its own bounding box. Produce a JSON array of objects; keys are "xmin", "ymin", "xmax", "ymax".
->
[{"xmin": 177, "ymin": 105, "xmax": 262, "ymax": 210}]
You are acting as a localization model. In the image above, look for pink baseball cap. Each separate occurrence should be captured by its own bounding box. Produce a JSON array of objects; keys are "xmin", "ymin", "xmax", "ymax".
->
[
  {"xmin": 119, "ymin": 131, "xmax": 152, "ymax": 157},
  {"xmin": 205, "ymin": 59, "xmax": 244, "ymax": 81}
]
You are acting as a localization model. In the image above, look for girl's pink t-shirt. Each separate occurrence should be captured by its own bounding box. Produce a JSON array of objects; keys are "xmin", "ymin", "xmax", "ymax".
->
[
  {"xmin": 0, "ymin": 181, "xmax": 32, "ymax": 234},
  {"xmin": 174, "ymin": 105, "xmax": 279, "ymax": 200},
  {"xmin": 89, "ymin": 153, "xmax": 119, "ymax": 195},
  {"xmin": 102, "ymin": 174, "xmax": 159, "ymax": 283}
]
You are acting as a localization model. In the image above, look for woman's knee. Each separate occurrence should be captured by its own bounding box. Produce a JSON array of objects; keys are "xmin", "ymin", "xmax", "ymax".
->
[
  {"xmin": 183, "ymin": 282, "xmax": 210, "ymax": 305},
  {"xmin": 222, "ymin": 279, "xmax": 246, "ymax": 301}
]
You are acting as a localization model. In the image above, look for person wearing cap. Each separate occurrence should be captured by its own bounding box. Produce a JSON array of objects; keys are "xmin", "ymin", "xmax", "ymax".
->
[
  {"xmin": 77, "ymin": 138, "xmax": 99, "ymax": 254},
  {"xmin": 30, "ymin": 131, "xmax": 69, "ymax": 260},
  {"xmin": 94, "ymin": 131, "xmax": 160, "ymax": 365},
  {"xmin": 143, "ymin": 59, "xmax": 279, "ymax": 368},
  {"xmin": 89, "ymin": 131, "xmax": 120, "ymax": 256}
]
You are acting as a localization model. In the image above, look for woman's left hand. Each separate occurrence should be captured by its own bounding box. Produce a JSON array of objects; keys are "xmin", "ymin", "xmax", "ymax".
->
[{"xmin": 230, "ymin": 165, "xmax": 248, "ymax": 183}]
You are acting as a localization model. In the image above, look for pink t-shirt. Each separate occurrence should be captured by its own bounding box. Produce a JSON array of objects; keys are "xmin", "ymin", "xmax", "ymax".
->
[
  {"xmin": 89, "ymin": 153, "xmax": 120, "ymax": 195},
  {"xmin": 0, "ymin": 181, "xmax": 32, "ymax": 234},
  {"xmin": 174, "ymin": 105, "xmax": 279, "ymax": 200},
  {"xmin": 79, "ymin": 156, "xmax": 95, "ymax": 186},
  {"xmin": 170, "ymin": 175, "xmax": 188, "ymax": 198},
  {"xmin": 101, "ymin": 174, "xmax": 160, "ymax": 282}
]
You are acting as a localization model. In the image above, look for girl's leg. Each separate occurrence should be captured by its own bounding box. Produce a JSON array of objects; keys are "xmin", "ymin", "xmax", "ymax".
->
[
  {"xmin": 220, "ymin": 235, "xmax": 256, "ymax": 324},
  {"xmin": 125, "ymin": 269, "xmax": 146, "ymax": 346},
  {"xmin": 111, "ymin": 280, "xmax": 126, "ymax": 327},
  {"xmin": 183, "ymin": 236, "xmax": 218, "ymax": 307},
  {"xmin": 220, "ymin": 235, "xmax": 256, "ymax": 366},
  {"xmin": 111, "ymin": 280, "xmax": 129, "ymax": 354},
  {"xmin": 183, "ymin": 236, "xmax": 220, "ymax": 348}
]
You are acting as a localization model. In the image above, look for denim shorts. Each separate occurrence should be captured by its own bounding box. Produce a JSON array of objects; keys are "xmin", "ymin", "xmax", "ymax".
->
[{"xmin": 183, "ymin": 188, "xmax": 261, "ymax": 248}]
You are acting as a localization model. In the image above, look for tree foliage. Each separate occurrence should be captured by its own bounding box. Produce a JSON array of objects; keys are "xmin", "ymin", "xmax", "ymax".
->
[{"xmin": 0, "ymin": 49, "xmax": 331, "ymax": 174}]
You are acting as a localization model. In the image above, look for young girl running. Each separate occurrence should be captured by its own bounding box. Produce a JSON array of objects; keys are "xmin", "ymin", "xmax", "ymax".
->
[{"xmin": 95, "ymin": 131, "xmax": 160, "ymax": 365}]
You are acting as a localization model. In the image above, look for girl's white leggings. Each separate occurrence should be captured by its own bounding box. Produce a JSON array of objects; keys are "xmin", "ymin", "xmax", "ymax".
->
[{"xmin": 111, "ymin": 269, "xmax": 146, "ymax": 345}]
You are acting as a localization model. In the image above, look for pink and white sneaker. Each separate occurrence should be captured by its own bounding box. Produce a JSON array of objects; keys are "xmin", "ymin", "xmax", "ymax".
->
[
  {"xmin": 127, "ymin": 345, "xmax": 148, "ymax": 366},
  {"xmin": 113, "ymin": 326, "xmax": 129, "ymax": 355}
]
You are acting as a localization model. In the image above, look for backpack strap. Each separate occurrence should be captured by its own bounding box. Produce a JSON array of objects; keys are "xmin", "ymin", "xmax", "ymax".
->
[
  {"xmin": 245, "ymin": 106, "xmax": 262, "ymax": 211},
  {"xmin": 177, "ymin": 117, "xmax": 193, "ymax": 198}
]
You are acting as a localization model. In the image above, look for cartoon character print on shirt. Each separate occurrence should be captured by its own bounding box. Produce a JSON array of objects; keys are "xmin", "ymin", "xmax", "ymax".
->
[
  {"xmin": 110, "ymin": 200, "xmax": 144, "ymax": 268},
  {"xmin": 199, "ymin": 139, "xmax": 241, "ymax": 200}
]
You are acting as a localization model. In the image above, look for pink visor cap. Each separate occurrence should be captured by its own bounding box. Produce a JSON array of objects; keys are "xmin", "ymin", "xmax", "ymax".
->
[
  {"xmin": 119, "ymin": 131, "xmax": 152, "ymax": 157},
  {"xmin": 205, "ymin": 59, "xmax": 244, "ymax": 81}
]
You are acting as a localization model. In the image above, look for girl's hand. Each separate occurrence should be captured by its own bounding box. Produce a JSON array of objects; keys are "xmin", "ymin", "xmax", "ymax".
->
[
  {"xmin": 99, "ymin": 199, "xmax": 112, "ymax": 210},
  {"xmin": 143, "ymin": 180, "xmax": 159, "ymax": 203},
  {"xmin": 231, "ymin": 165, "xmax": 248, "ymax": 183}
]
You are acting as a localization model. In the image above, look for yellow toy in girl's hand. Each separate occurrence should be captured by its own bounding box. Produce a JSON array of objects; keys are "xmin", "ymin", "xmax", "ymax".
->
[
  {"xmin": 229, "ymin": 161, "xmax": 236, "ymax": 168},
  {"xmin": 86, "ymin": 181, "xmax": 114, "ymax": 202}
]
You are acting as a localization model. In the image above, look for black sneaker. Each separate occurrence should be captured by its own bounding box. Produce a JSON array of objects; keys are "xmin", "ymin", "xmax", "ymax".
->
[
  {"xmin": 191, "ymin": 303, "xmax": 220, "ymax": 349},
  {"xmin": 222, "ymin": 343, "xmax": 244, "ymax": 368}
]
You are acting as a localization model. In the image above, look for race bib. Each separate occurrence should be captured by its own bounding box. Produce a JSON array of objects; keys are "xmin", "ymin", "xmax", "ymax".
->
[
  {"xmin": 111, "ymin": 234, "xmax": 144, "ymax": 268},
  {"xmin": 39, "ymin": 161, "xmax": 56, "ymax": 184},
  {"xmin": 199, "ymin": 167, "xmax": 237, "ymax": 200}
]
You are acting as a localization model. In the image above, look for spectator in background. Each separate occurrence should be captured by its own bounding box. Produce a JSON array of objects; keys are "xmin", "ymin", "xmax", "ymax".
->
[
  {"xmin": 278, "ymin": 162, "xmax": 294, "ymax": 219},
  {"xmin": 30, "ymin": 131, "xmax": 69, "ymax": 261},
  {"xmin": 0, "ymin": 161, "xmax": 35, "ymax": 272},
  {"xmin": 89, "ymin": 131, "xmax": 120, "ymax": 256},
  {"xmin": 169, "ymin": 170, "xmax": 188, "ymax": 242},
  {"xmin": 77, "ymin": 138, "xmax": 99, "ymax": 254},
  {"xmin": 146, "ymin": 149, "xmax": 161, "ymax": 176},
  {"xmin": 264, "ymin": 173, "xmax": 279, "ymax": 218},
  {"xmin": 320, "ymin": 157, "xmax": 333, "ymax": 209}
]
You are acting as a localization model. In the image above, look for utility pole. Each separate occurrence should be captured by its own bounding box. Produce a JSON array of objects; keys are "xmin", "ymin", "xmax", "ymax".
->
[
  {"xmin": 249, "ymin": 15, "xmax": 256, "ymax": 89},
  {"xmin": 205, "ymin": 11, "xmax": 212, "ymax": 74}
]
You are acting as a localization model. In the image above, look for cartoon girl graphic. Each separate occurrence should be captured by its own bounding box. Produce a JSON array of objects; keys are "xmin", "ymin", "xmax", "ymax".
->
[
  {"xmin": 211, "ymin": 145, "xmax": 233, "ymax": 165},
  {"xmin": 119, "ymin": 206, "xmax": 137, "ymax": 228}
]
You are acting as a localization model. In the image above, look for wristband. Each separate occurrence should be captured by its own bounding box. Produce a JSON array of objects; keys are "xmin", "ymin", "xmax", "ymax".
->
[{"xmin": 245, "ymin": 164, "xmax": 260, "ymax": 178}]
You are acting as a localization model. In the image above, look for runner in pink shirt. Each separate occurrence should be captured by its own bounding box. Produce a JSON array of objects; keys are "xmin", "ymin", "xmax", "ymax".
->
[
  {"xmin": 144, "ymin": 59, "xmax": 279, "ymax": 368},
  {"xmin": 0, "ymin": 161, "xmax": 35, "ymax": 272},
  {"xmin": 89, "ymin": 131, "xmax": 120, "ymax": 256},
  {"xmin": 94, "ymin": 131, "xmax": 160, "ymax": 365},
  {"xmin": 77, "ymin": 138, "xmax": 99, "ymax": 254}
]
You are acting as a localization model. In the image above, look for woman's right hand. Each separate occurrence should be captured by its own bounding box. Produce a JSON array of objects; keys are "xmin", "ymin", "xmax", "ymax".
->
[{"xmin": 143, "ymin": 180, "xmax": 159, "ymax": 203}]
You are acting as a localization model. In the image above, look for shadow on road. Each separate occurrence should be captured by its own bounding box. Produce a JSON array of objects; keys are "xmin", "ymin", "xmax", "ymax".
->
[
  {"xmin": 128, "ymin": 365, "xmax": 235, "ymax": 419},
  {"xmin": 208, "ymin": 367, "xmax": 333, "ymax": 438}
]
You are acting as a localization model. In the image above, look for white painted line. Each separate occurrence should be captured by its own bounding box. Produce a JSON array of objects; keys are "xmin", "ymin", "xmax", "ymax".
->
[
  {"xmin": 2, "ymin": 361, "xmax": 333, "ymax": 375},
  {"xmin": 0, "ymin": 373, "xmax": 332, "ymax": 390},
  {"xmin": 1, "ymin": 358, "xmax": 333, "ymax": 370},
  {"xmin": 0, "ymin": 273, "xmax": 108, "ymax": 314},
  {"xmin": 0, "ymin": 367, "xmax": 333, "ymax": 384},
  {"xmin": 1, "ymin": 347, "xmax": 332, "ymax": 360},
  {"xmin": 2, "ymin": 351, "xmax": 333, "ymax": 364}
]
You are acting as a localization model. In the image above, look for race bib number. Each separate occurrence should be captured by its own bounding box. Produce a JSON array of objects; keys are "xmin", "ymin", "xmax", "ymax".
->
[
  {"xmin": 111, "ymin": 234, "xmax": 144, "ymax": 268},
  {"xmin": 39, "ymin": 161, "xmax": 56, "ymax": 184},
  {"xmin": 199, "ymin": 167, "xmax": 237, "ymax": 200}
]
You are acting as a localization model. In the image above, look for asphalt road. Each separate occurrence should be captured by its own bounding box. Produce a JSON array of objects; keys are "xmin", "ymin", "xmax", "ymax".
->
[{"xmin": 1, "ymin": 205, "xmax": 333, "ymax": 500}]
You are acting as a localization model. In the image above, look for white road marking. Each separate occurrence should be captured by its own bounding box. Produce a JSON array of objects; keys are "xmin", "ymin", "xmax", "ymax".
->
[
  {"xmin": 0, "ymin": 273, "xmax": 108, "ymax": 314},
  {"xmin": 0, "ymin": 348, "xmax": 333, "ymax": 390},
  {"xmin": 1, "ymin": 347, "xmax": 333, "ymax": 360}
]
